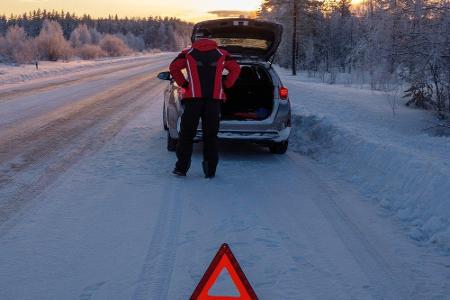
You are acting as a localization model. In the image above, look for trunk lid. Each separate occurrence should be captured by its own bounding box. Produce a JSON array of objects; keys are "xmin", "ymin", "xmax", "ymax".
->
[{"xmin": 192, "ymin": 18, "xmax": 283, "ymax": 62}]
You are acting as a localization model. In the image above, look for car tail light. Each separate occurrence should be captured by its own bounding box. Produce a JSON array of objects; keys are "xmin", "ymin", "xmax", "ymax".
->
[{"xmin": 279, "ymin": 87, "xmax": 289, "ymax": 100}]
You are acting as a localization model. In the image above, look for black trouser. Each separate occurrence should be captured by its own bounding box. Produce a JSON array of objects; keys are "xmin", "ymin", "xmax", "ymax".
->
[{"xmin": 176, "ymin": 98, "xmax": 221, "ymax": 174}]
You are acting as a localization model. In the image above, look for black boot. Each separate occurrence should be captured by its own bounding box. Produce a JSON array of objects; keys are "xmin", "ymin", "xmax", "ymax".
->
[
  {"xmin": 172, "ymin": 168, "xmax": 187, "ymax": 177},
  {"xmin": 202, "ymin": 161, "xmax": 216, "ymax": 178}
]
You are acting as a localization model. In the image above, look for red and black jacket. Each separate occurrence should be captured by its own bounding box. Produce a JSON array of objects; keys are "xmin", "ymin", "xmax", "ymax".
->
[{"xmin": 169, "ymin": 39, "xmax": 241, "ymax": 101}]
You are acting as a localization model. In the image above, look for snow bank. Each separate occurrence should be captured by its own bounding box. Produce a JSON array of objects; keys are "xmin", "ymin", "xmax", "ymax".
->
[
  {"xmin": 283, "ymin": 72, "xmax": 450, "ymax": 252},
  {"xmin": 0, "ymin": 52, "xmax": 164, "ymax": 85}
]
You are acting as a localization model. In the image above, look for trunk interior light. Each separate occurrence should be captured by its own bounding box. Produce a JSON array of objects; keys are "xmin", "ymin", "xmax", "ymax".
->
[{"xmin": 279, "ymin": 87, "xmax": 289, "ymax": 100}]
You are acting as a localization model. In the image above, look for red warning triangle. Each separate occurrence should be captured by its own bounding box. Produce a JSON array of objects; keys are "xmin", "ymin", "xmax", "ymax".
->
[{"xmin": 190, "ymin": 243, "xmax": 258, "ymax": 300}]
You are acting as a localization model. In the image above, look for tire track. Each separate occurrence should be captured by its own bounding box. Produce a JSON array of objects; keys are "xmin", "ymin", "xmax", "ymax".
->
[
  {"xmin": 0, "ymin": 67, "xmax": 168, "ymax": 234},
  {"xmin": 132, "ymin": 180, "xmax": 184, "ymax": 300},
  {"xmin": 283, "ymin": 153, "xmax": 410, "ymax": 299},
  {"xmin": 0, "ymin": 69, "xmax": 160, "ymax": 166},
  {"xmin": 0, "ymin": 62, "xmax": 164, "ymax": 134},
  {"xmin": 0, "ymin": 55, "xmax": 170, "ymax": 100}
]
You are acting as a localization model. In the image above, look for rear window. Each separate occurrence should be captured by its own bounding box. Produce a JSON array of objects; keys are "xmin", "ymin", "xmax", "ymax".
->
[{"xmin": 211, "ymin": 38, "xmax": 271, "ymax": 51}]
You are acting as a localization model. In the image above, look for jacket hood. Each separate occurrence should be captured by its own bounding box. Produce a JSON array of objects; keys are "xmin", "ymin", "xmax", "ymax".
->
[{"xmin": 192, "ymin": 39, "xmax": 218, "ymax": 52}]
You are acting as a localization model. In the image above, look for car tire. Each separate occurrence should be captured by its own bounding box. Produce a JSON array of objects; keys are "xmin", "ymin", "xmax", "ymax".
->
[
  {"xmin": 163, "ymin": 103, "xmax": 168, "ymax": 130},
  {"xmin": 269, "ymin": 141, "xmax": 288, "ymax": 154},
  {"xmin": 167, "ymin": 132, "xmax": 178, "ymax": 152}
]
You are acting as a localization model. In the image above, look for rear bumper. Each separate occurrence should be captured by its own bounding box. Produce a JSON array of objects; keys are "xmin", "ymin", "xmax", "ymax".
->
[
  {"xmin": 196, "ymin": 126, "xmax": 291, "ymax": 143},
  {"xmin": 170, "ymin": 99, "xmax": 292, "ymax": 143}
]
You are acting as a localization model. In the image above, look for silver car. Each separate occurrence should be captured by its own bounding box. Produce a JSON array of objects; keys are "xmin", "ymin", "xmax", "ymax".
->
[{"xmin": 158, "ymin": 18, "xmax": 291, "ymax": 154}]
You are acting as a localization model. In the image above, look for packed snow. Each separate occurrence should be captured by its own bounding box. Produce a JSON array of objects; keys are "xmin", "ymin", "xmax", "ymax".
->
[
  {"xmin": 0, "ymin": 56, "xmax": 449, "ymax": 299},
  {"xmin": 0, "ymin": 52, "xmax": 164, "ymax": 86}
]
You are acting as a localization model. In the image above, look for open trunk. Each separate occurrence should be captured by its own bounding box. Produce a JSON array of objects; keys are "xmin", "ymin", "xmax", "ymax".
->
[
  {"xmin": 192, "ymin": 18, "xmax": 283, "ymax": 62},
  {"xmin": 221, "ymin": 65, "xmax": 274, "ymax": 121}
]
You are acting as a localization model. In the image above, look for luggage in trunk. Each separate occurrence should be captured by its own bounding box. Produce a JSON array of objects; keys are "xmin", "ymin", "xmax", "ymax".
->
[{"xmin": 222, "ymin": 65, "xmax": 274, "ymax": 121}]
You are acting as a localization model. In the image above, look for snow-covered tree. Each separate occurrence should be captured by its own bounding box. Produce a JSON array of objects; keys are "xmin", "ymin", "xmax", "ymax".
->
[
  {"xmin": 262, "ymin": 0, "xmax": 450, "ymax": 114},
  {"xmin": 69, "ymin": 24, "xmax": 91, "ymax": 48},
  {"xmin": 36, "ymin": 20, "xmax": 71, "ymax": 61},
  {"xmin": 89, "ymin": 27, "xmax": 102, "ymax": 45},
  {"xmin": 2, "ymin": 10, "xmax": 192, "ymax": 52},
  {"xmin": 0, "ymin": 25, "xmax": 35, "ymax": 63},
  {"xmin": 76, "ymin": 44, "xmax": 106, "ymax": 59},
  {"xmin": 99, "ymin": 34, "xmax": 131, "ymax": 57}
]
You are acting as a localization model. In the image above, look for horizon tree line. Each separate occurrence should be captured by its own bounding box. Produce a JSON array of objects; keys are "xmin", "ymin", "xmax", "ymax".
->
[
  {"xmin": 0, "ymin": 10, "xmax": 193, "ymax": 64},
  {"xmin": 1, "ymin": 5, "xmax": 449, "ymax": 115}
]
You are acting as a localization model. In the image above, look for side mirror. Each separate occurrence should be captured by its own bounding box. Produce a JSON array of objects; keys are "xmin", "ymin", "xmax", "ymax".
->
[{"xmin": 158, "ymin": 71, "xmax": 172, "ymax": 81}]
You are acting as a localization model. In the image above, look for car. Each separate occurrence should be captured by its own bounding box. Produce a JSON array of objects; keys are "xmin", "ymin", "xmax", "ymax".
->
[{"xmin": 158, "ymin": 18, "xmax": 291, "ymax": 154}]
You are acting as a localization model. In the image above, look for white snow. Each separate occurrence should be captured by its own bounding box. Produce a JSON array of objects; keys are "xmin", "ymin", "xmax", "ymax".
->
[
  {"xmin": 0, "ymin": 56, "xmax": 449, "ymax": 299},
  {"xmin": 280, "ymin": 68, "xmax": 450, "ymax": 252},
  {"xmin": 0, "ymin": 52, "xmax": 165, "ymax": 86}
]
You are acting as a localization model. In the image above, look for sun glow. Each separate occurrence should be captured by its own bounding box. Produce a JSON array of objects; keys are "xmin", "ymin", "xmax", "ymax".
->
[
  {"xmin": 2, "ymin": 0, "xmax": 367, "ymax": 22},
  {"xmin": 2, "ymin": 0, "xmax": 263, "ymax": 22}
]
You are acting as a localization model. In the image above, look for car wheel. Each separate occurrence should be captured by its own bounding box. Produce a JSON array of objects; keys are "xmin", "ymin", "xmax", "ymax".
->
[
  {"xmin": 269, "ymin": 141, "xmax": 288, "ymax": 154},
  {"xmin": 167, "ymin": 132, "xmax": 178, "ymax": 152}
]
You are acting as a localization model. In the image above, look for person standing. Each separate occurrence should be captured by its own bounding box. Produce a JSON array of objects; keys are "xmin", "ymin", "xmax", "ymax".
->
[{"xmin": 169, "ymin": 33, "xmax": 240, "ymax": 178}]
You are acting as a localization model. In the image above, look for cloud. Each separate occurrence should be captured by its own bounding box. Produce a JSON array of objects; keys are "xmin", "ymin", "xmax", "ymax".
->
[{"xmin": 208, "ymin": 10, "xmax": 257, "ymax": 18}]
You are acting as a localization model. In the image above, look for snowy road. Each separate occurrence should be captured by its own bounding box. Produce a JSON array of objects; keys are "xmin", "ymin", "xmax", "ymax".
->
[{"xmin": 0, "ymin": 54, "xmax": 449, "ymax": 299}]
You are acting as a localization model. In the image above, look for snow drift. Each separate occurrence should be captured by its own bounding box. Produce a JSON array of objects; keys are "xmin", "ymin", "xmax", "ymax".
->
[
  {"xmin": 290, "ymin": 113, "xmax": 450, "ymax": 251},
  {"xmin": 282, "ymin": 68, "xmax": 450, "ymax": 253}
]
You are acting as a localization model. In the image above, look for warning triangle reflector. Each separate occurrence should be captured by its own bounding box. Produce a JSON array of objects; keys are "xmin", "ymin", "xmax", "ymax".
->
[{"xmin": 190, "ymin": 243, "xmax": 258, "ymax": 300}]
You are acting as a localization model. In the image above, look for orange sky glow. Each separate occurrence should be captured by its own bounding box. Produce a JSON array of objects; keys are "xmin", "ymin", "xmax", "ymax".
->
[{"xmin": 2, "ymin": 0, "xmax": 364, "ymax": 22}]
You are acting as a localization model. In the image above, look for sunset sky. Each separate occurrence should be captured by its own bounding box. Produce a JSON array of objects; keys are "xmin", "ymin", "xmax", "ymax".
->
[
  {"xmin": 2, "ymin": 0, "xmax": 263, "ymax": 22},
  {"xmin": 2, "ymin": 0, "xmax": 364, "ymax": 22}
]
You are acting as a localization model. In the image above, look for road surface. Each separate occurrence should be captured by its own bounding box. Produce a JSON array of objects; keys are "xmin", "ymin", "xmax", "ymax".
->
[{"xmin": 0, "ymin": 54, "xmax": 449, "ymax": 299}]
